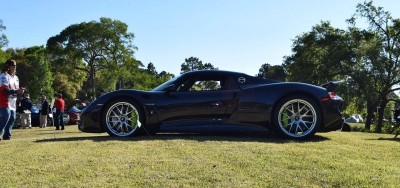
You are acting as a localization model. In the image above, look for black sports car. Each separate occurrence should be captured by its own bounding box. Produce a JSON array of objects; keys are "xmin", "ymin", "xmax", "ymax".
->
[{"xmin": 79, "ymin": 70, "xmax": 344, "ymax": 139}]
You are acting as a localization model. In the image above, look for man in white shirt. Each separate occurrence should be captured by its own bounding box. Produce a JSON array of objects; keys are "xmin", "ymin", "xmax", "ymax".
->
[{"xmin": 0, "ymin": 59, "xmax": 24, "ymax": 140}]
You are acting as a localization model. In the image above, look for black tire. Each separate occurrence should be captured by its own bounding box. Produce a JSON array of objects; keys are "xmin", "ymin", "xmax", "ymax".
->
[
  {"xmin": 102, "ymin": 98, "xmax": 144, "ymax": 137},
  {"xmin": 341, "ymin": 123, "xmax": 351, "ymax": 132},
  {"xmin": 272, "ymin": 95, "xmax": 321, "ymax": 139}
]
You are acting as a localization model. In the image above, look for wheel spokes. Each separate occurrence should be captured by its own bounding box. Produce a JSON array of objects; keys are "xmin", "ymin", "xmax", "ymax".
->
[
  {"xmin": 278, "ymin": 99, "xmax": 317, "ymax": 137},
  {"xmin": 106, "ymin": 102, "xmax": 139, "ymax": 136}
]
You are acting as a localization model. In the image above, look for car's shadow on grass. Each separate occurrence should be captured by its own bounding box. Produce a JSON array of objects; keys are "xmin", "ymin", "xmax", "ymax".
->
[
  {"xmin": 35, "ymin": 130, "xmax": 330, "ymax": 144},
  {"xmin": 374, "ymin": 137, "xmax": 400, "ymax": 142}
]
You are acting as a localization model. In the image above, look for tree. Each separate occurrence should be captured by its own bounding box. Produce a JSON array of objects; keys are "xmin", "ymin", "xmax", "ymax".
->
[
  {"xmin": 24, "ymin": 46, "xmax": 54, "ymax": 101},
  {"xmin": 46, "ymin": 17, "xmax": 137, "ymax": 99},
  {"xmin": 282, "ymin": 21, "xmax": 379, "ymax": 131},
  {"xmin": 257, "ymin": 63, "xmax": 286, "ymax": 81},
  {"xmin": 158, "ymin": 71, "xmax": 174, "ymax": 81},
  {"xmin": 347, "ymin": 1, "xmax": 400, "ymax": 132},
  {"xmin": 146, "ymin": 62, "xmax": 157, "ymax": 75},
  {"xmin": 0, "ymin": 19, "xmax": 9, "ymax": 63},
  {"xmin": 180, "ymin": 57, "xmax": 217, "ymax": 73},
  {"xmin": 0, "ymin": 19, "xmax": 8, "ymax": 48},
  {"xmin": 283, "ymin": 21, "xmax": 353, "ymax": 85}
]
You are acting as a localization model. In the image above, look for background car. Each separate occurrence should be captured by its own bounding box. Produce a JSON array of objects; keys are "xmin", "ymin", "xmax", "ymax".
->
[
  {"xmin": 67, "ymin": 106, "xmax": 82, "ymax": 125},
  {"xmin": 64, "ymin": 100, "xmax": 86, "ymax": 125},
  {"xmin": 345, "ymin": 114, "xmax": 364, "ymax": 123},
  {"xmin": 63, "ymin": 113, "xmax": 70, "ymax": 125},
  {"xmin": 79, "ymin": 70, "xmax": 344, "ymax": 139}
]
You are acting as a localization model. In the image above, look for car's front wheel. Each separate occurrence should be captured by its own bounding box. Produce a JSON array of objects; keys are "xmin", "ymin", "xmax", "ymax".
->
[
  {"xmin": 273, "ymin": 96, "xmax": 321, "ymax": 139},
  {"xmin": 102, "ymin": 99, "xmax": 144, "ymax": 137}
]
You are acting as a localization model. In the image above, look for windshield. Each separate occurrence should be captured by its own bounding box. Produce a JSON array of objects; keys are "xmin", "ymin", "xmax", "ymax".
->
[{"xmin": 152, "ymin": 76, "xmax": 179, "ymax": 91}]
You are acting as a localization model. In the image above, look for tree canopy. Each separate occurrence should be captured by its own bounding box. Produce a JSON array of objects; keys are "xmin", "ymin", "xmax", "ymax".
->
[
  {"xmin": 46, "ymin": 17, "xmax": 138, "ymax": 99},
  {"xmin": 257, "ymin": 63, "xmax": 286, "ymax": 81},
  {"xmin": 347, "ymin": 0, "xmax": 400, "ymax": 132},
  {"xmin": 180, "ymin": 57, "xmax": 217, "ymax": 73},
  {"xmin": 283, "ymin": 1, "xmax": 400, "ymax": 132},
  {"xmin": 0, "ymin": 19, "xmax": 8, "ymax": 48}
]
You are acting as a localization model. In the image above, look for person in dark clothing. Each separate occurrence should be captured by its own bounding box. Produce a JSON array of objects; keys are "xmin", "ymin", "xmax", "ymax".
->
[
  {"xmin": 20, "ymin": 93, "xmax": 33, "ymax": 129},
  {"xmin": 39, "ymin": 95, "xmax": 50, "ymax": 128}
]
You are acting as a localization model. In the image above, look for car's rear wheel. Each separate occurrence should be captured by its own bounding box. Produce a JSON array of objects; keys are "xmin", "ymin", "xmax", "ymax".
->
[
  {"xmin": 102, "ymin": 99, "xmax": 144, "ymax": 137},
  {"xmin": 273, "ymin": 96, "xmax": 321, "ymax": 139}
]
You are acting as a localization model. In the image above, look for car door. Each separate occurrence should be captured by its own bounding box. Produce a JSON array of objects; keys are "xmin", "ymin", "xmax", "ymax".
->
[{"xmin": 156, "ymin": 76, "xmax": 238, "ymax": 123}]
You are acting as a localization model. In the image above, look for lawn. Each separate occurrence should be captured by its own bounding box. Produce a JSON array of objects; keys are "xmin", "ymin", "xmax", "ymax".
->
[{"xmin": 0, "ymin": 125, "xmax": 399, "ymax": 187}]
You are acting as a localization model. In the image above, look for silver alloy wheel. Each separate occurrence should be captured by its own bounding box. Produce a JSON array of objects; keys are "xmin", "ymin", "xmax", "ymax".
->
[
  {"xmin": 105, "ymin": 102, "xmax": 140, "ymax": 137},
  {"xmin": 277, "ymin": 99, "xmax": 317, "ymax": 138}
]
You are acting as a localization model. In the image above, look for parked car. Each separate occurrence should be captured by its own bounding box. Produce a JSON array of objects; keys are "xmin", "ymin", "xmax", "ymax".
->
[
  {"xmin": 67, "ymin": 106, "xmax": 82, "ymax": 125},
  {"xmin": 63, "ymin": 113, "xmax": 70, "ymax": 125},
  {"xmin": 345, "ymin": 114, "xmax": 364, "ymax": 123},
  {"xmin": 79, "ymin": 70, "xmax": 344, "ymax": 139}
]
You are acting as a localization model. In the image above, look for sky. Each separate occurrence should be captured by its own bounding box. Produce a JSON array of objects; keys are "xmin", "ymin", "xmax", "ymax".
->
[{"xmin": 1, "ymin": 0, "xmax": 400, "ymax": 76}]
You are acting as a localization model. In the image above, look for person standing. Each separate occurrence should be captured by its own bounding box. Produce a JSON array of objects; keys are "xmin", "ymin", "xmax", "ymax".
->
[
  {"xmin": 39, "ymin": 95, "xmax": 50, "ymax": 128},
  {"xmin": 0, "ymin": 59, "xmax": 24, "ymax": 140},
  {"xmin": 53, "ymin": 93, "xmax": 65, "ymax": 130},
  {"xmin": 20, "ymin": 93, "xmax": 33, "ymax": 129}
]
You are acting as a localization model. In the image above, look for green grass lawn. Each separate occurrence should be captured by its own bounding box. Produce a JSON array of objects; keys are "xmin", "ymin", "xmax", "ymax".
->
[{"xmin": 1, "ymin": 125, "xmax": 399, "ymax": 187}]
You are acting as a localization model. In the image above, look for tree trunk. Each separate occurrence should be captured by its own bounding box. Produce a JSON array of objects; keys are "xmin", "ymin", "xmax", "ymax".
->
[
  {"xmin": 91, "ymin": 67, "xmax": 96, "ymax": 99},
  {"xmin": 376, "ymin": 100, "xmax": 387, "ymax": 133},
  {"xmin": 365, "ymin": 100, "xmax": 377, "ymax": 131}
]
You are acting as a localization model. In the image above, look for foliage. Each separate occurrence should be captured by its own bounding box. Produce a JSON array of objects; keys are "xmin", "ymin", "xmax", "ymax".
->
[
  {"xmin": 52, "ymin": 72, "xmax": 86, "ymax": 102},
  {"xmin": 0, "ymin": 19, "xmax": 9, "ymax": 63},
  {"xmin": 96, "ymin": 59, "xmax": 174, "ymax": 93},
  {"xmin": 46, "ymin": 17, "xmax": 137, "ymax": 99},
  {"xmin": 46, "ymin": 52, "xmax": 86, "ymax": 102},
  {"xmin": 257, "ymin": 63, "xmax": 286, "ymax": 81},
  {"xmin": 180, "ymin": 57, "xmax": 217, "ymax": 73},
  {"xmin": 347, "ymin": 0, "xmax": 400, "ymax": 132},
  {"xmin": 0, "ymin": 49, "xmax": 9, "ymax": 63},
  {"xmin": 24, "ymin": 46, "xmax": 54, "ymax": 101},
  {"xmin": 284, "ymin": 1, "xmax": 400, "ymax": 132},
  {"xmin": 283, "ymin": 21, "xmax": 353, "ymax": 85},
  {"xmin": 146, "ymin": 62, "xmax": 157, "ymax": 75},
  {"xmin": 0, "ymin": 19, "xmax": 8, "ymax": 48},
  {"xmin": 1, "ymin": 127, "xmax": 399, "ymax": 187}
]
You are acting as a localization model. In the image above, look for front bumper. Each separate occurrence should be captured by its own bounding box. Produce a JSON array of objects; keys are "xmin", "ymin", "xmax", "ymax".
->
[{"xmin": 79, "ymin": 105, "xmax": 104, "ymax": 133}]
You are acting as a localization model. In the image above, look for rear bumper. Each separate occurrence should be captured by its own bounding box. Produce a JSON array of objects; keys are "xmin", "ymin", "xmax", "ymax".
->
[
  {"xmin": 320, "ymin": 117, "xmax": 344, "ymax": 132},
  {"xmin": 320, "ymin": 98, "xmax": 344, "ymax": 132}
]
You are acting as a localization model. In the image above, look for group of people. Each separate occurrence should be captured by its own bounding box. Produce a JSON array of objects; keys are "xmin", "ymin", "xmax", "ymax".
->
[{"xmin": 0, "ymin": 59, "xmax": 66, "ymax": 141}]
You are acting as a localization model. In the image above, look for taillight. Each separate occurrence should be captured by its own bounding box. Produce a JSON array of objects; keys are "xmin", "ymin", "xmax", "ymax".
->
[
  {"xmin": 329, "ymin": 92, "xmax": 337, "ymax": 98},
  {"xmin": 321, "ymin": 92, "xmax": 341, "ymax": 101}
]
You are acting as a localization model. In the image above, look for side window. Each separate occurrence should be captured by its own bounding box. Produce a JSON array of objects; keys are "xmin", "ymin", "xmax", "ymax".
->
[
  {"xmin": 177, "ymin": 79, "xmax": 193, "ymax": 92},
  {"xmin": 189, "ymin": 80, "xmax": 222, "ymax": 91}
]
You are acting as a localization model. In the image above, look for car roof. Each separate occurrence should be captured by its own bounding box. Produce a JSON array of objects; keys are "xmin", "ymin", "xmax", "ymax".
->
[{"xmin": 181, "ymin": 70, "xmax": 248, "ymax": 77}]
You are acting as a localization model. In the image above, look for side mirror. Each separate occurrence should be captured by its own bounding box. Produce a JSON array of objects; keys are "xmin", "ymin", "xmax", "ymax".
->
[{"xmin": 165, "ymin": 84, "xmax": 176, "ymax": 94}]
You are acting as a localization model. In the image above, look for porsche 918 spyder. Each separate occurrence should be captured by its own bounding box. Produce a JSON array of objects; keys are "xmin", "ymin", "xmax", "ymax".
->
[{"xmin": 79, "ymin": 70, "xmax": 343, "ymax": 139}]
